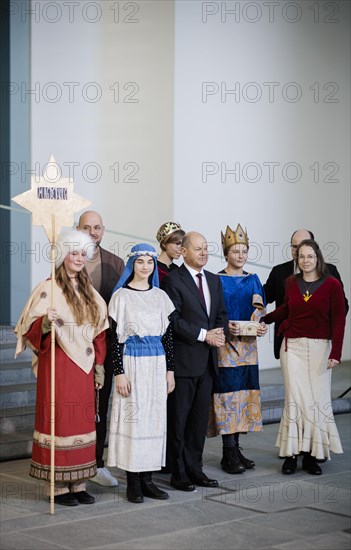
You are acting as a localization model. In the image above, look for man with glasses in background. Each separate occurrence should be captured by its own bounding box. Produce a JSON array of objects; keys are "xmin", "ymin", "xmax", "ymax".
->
[
  {"xmin": 77, "ymin": 211, "xmax": 124, "ymax": 486},
  {"xmin": 264, "ymin": 228, "xmax": 348, "ymax": 361}
]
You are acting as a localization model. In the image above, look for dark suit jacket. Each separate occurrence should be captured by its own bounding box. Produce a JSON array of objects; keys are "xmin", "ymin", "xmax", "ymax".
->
[
  {"xmin": 264, "ymin": 260, "xmax": 349, "ymax": 359},
  {"xmin": 162, "ymin": 264, "xmax": 228, "ymax": 377},
  {"xmin": 99, "ymin": 247, "xmax": 125, "ymax": 305}
]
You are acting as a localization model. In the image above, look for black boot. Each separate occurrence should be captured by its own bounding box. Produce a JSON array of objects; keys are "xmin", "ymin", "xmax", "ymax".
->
[
  {"xmin": 140, "ymin": 472, "xmax": 169, "ymax": 500},
  {"xmin": 236, "ymin": 446, "xmax": 255, "ymax": 469},
  {"xmin": 234, "ymin": 433, "xmax": 255, "ymax": 469},
  {"xmin": 221, "ymin": 448, "xmax": 245, "ymax": 474},
  {"xmin": 302, "ymin": 452, "xmax": 322, "ymax": 475},
  {"xmin": 126, "ymin": 471, "xmax": 144, "ymax": 503},
  {"xmin": 282, "ymin": 455, "xmax": 297, "ymax": 474}
]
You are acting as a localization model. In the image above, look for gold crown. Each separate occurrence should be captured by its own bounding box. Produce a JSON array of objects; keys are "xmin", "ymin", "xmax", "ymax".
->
[
  {"xmin": 156, "ymin": 222, "xmax": 183, "ymax": 244},
  {"xmin": 221, "ymin": 224, "xmax": 249, "ymax": 253}
]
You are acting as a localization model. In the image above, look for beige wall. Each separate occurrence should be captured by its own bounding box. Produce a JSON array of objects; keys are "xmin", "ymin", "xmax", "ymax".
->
[
  {"xmin": 30, "ymin": 0, "xmax": 175, "ymax": 275},
  {"xmin": 11, "ymin": 0, "xmax": 350, "ymax": 366},
  {"xmin": 173, "ymin": 1, "xmax": 350, "ymax": 366}
]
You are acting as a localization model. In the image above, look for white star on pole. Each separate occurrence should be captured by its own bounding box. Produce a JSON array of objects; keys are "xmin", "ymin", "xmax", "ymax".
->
[{"xmin": 12, "ymin": 155, "xmax": 91, "ymax": 242}]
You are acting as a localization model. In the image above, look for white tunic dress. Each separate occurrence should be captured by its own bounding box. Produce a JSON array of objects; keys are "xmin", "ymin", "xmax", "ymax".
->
[{"xmin": 107, "ymin": 287, "xmax": 174, "ymax": 472}]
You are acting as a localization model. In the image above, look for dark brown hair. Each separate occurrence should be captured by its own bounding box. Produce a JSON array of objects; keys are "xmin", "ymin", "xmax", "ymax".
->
[
  {"xmin": 295, "ymin": 239, "xmax": 328, "ymax": 279},
  {"xmin": 223, "ymin": 242, "xmax": 249, "ymax": 261},
  {"xmin": 160, "ymin": 229, "xmax": 185, "ymax": 251}
]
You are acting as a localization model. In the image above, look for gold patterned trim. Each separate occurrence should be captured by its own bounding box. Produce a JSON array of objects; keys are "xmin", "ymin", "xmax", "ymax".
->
[
  {"xmin": 30, "ymin": 460, "xmax": 96, "ymax": 482},
  {"xmin": 33, "ymin": 429, "xmax": 96, "ymax": 450},
  {"xmin": 252, "ymin": 293, "xmax": 264, "ymax": 309}
]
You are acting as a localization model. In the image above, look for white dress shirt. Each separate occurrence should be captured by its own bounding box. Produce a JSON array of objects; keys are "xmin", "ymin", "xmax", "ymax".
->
[{"xmin": 184, "ymin": 263, "xmax": 211, "ymax": 342}]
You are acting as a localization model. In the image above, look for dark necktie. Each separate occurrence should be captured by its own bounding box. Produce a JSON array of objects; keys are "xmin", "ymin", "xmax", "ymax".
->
[{"xmin": 196, "ymin": 273, "xmax": 206, "ymax": 305}]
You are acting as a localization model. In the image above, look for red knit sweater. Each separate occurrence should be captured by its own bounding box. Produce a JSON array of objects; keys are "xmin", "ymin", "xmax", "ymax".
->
[{"xmin": 263, "ymin": 276, "xmax": 346, "ymax": 361}]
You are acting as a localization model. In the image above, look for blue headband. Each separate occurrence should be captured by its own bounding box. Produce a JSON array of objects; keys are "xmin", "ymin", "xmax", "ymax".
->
[{"xmin": 113, "ymin": 243, "xmax": 159, "ymax": 292}]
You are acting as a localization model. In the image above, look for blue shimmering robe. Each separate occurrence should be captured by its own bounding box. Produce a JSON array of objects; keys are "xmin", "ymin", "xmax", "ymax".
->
[{"xmin": 208, "ymin": 272, "xmax": 265, "ymax": 436}]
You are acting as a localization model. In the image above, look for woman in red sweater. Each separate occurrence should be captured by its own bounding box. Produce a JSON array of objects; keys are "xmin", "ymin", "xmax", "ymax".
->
[{"xmin": 263, "ymin": 239, "xmax": 346, "ymax": 475}]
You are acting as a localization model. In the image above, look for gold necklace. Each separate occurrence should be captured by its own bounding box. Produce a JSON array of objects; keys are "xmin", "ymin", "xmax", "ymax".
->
[{"xmin": 302, "ymin": 279, "xmax": 319, "ymax": 302}]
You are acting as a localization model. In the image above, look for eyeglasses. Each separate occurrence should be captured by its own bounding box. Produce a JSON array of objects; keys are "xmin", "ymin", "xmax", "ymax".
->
[{"xmin": 298, "ymin": 254, "xmax": 316, "ymax": 260}]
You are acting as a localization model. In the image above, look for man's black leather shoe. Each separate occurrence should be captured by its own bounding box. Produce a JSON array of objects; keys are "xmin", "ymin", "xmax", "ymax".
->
[
  {"xmin": 189, "ymin": 472, "xmax": 219, "ymax": 488},
  {"xmin": 73, "ymin": 491, "xmax": 95, "ymax": 504},
  {"xmin": 170, "ymin": 475, "xmax": 195, "ymax": 492},
  {"xmin": 53, "ymin": 493, "xmax": 78, "ymax": 506}
]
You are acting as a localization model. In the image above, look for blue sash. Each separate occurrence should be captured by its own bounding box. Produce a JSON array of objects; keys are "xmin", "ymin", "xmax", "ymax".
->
[{"xmin": 124, "ymin": 335, "xmax": 164, "ymax": 357}]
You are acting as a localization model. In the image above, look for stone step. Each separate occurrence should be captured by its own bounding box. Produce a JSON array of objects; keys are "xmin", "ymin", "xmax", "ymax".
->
[
  {"xmin": 261, "ymin": 397, "xmax": 351, "ymax": 424},
  {"xmin": 260, "ymin": 384, "xmax": 285, "ymax": 401},
  {"xmin": 0, "ymin": 342, "xmax": 32, "ymax": 362},
  {"xmin": 1, "ymin": 397, "xmax": 350, "ymax": 462},
  {"xmin": 0, "ymin": 326, "xmax": 17, "ymax": 345},
  {"xmin": 0, "ymin": 360, "xmax": 35, "ymax": 386},
  {"xmin": 0, "ymin": 382, "xmax": 37, "ymax": 408},
  {"xmin": 0, "ymin": 364, "xmax": 285, "ymax": 401},
  {"xmin": 1, "ymin": 334, "xmax": 349, "ymax": 462},
  {"xmin": 0, "ymin": 430, "xmax": 34, "ymax": 462},
  {"xmin": 0, "ymin": 404, "xmax": 35, "ymax": 434}
]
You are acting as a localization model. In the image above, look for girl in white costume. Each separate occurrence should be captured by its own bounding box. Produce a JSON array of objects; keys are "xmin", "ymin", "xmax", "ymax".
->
[{"xmin": 108, "ymin": 243, "xmax": 175, "ymax": 503}]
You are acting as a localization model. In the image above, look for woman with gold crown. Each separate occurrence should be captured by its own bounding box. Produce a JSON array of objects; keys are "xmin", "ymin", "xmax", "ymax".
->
[
  {"xmin": 208, "ymin": 224, "xmax": 267, "ymax": 473},
  {"xmin": 156, "ymin": 222, "xmax": 185, "ymax": 285}
]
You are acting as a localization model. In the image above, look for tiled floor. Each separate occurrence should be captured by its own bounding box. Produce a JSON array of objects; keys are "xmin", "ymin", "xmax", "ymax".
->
[{"xmin": 1, "ymin": 366, "xmax": 350, "ymax": 550}]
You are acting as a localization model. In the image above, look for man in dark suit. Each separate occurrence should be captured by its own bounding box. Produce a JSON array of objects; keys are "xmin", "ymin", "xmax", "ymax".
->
[
  {"xmin": 162, "ymin": 232, "xmax": 228, "ymax": 491},
  {"xmin": 77, "ymin": 211, "xmax": 124, "ymax": 486},
  {"xmin": 264, "ymin": 228, "xmax": 349, "ymax": 359}
]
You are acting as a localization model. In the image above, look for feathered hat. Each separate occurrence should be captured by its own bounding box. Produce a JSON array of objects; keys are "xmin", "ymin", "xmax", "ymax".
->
[{"xmin": 55, "ymin": 228, "xmax": 95, "ymax": 268}]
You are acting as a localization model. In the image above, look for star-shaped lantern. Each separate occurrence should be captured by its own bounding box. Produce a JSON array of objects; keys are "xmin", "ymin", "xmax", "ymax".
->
[{"xmin": 12, "ymin": 155, "xmax": 91, "ymax": 242}]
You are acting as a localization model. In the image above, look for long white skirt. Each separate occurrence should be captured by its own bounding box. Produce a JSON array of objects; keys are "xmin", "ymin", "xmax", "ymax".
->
[
  {"xmin": 277, "ymin": 338, "xmax": 343, "ymax": 460},
  {"xmin": 107, "ymin": 355, "xmax": 167, "ymax": 472}
]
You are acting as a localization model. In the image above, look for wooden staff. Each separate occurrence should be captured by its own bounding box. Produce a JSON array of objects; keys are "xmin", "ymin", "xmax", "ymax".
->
[
  {"xmin": 50, "ymin": 214, "xmax": 56, "ymax": 514},
  {"xmin": 11, "ymin": 154, "xmax": 92, "ymax": 514}
]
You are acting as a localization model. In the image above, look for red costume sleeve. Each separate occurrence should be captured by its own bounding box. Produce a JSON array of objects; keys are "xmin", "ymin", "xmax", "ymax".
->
[
  {"xmin": 94, "ymin": 330, "xmax": 106, "ymax": 365},
  {"xmin": 262, "ymin": 277, "xmax": 294, "ymax": 324},
  {"xmin": 24, "ymin": 317, "xmax": 49, "ymax": 351},
  {"xmin": 329, "ymin": 279, "xmax": 346, "ymax": 361}
]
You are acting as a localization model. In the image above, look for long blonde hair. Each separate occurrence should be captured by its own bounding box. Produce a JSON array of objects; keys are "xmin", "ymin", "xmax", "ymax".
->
[{"xmin": 56, "ymin": 264, "xmax": 101, "ymax": 326}]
